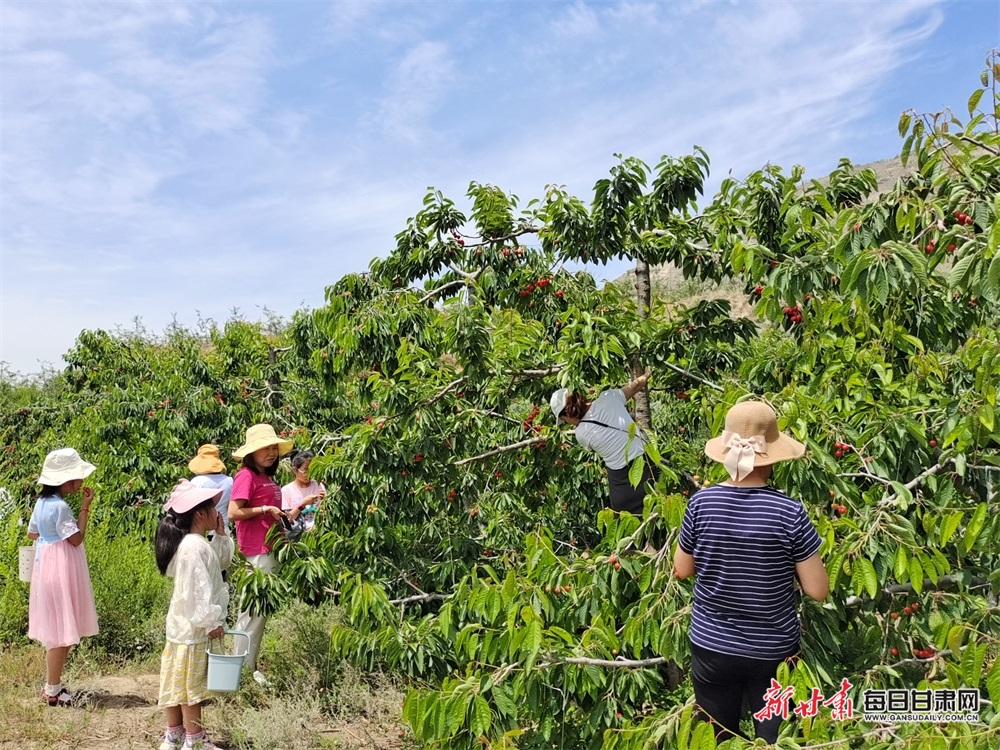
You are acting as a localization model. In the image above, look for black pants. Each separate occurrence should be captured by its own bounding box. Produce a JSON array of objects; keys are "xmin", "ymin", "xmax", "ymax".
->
[
  {"xmin": 690, "ymin": 642, "xmax": 792, "ymax": 744},
  {"xmin": 607, "ymin": 459, "xmax": 659, "ymax": 515}
]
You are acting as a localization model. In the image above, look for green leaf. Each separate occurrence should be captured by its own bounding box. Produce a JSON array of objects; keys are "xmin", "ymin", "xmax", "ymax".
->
[
  {"xmin": 964, "ymin": 502, "xmax": 988, "ymax": 553},
  {"xmin": 987, "ymin": 659, "xmax": 1000, "ymax": 707},
  {"xmin": 471, "ymin": 694, "xmax": 492, "ymax": 736},
  {"xmin": 948, "ymin": 625, "xmax": 966, "ymax": 655},
  {"xmin": 947, "ymin": 253, "xmax": 976, "ymax": 289},
  {"xmin": 894, "ymin": 545, "xmax": 909, "ymax": 583},
  {"xmin": 898, "ymin": 112, "xmax": 912, "ymax": 138},
  {"xmin": 979, "ymin": 402, "xmax": 995, "ymax": 433},
  {"xmin": 969, "ymin": 88, "xmax": 985, "ymax": 116},
  {"xmin": 909, "ymin": 557, "xmax": 924, "ymax": 595},
  {"xmin": 628, "ymin": 454, "xmax": 645, "ymax": 488},
  {"xmin": 857, "ymin": 557, "xmax": 878, "ymax": 599},
  {"xmin": 940, "ymin": 511, "xmax": 965, "ymax": 547}
]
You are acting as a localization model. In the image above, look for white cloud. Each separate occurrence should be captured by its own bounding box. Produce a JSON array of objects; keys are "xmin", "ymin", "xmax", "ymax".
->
[
  {"xmin": 372, "ymin": 40, "xmax": 456, "ymax": 141},
  {"xmin": 0, "ymin": 0, "xmax": 972, "ymax": 375}
]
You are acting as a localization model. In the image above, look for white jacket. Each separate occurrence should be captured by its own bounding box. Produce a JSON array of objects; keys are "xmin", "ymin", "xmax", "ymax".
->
[{"xmin": 165, "ymin": 533, "xmax": 234, "ymax": 644}]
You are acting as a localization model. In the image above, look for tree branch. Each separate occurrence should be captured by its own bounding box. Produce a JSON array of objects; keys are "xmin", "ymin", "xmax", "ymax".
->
[
  {"xmin": 562, "ymin": 655, "xmax": 668, "ymax": 668},
  {"xmin": 389, "ymin": 592, "xmax": 448, "ymax": 606},
  {"xmin": 460, "ymin": 225, "xmax": 541, "ymax": 247},
  {"xmin": 453, "ymin": 435, "xmax": 547, "ymax": 466},
  {"xmin": 656, "ymin": 360, "xmax": 723, "ymax": 391},
  {"xmin": 878, "ymin": 458, "xmax": 955, "ymax": 507},
  {"xmin": 957, "ymin": 135, "xmax": 1000, "ymax": 155},
  {"xmin": 843, "ymin": 574, "xmax": 987, "ymax": 606},
  {"xmin": 419, "ymin": 278, "xmax": 471, "ymax": 303},
  {"xmin": 837, "ymin": 471, "xmax": 893, "ymax": 487},
  {"xmin": 428, "ymin": 376, "xmax": 467, "ymax": 405},
  {"xmin": 507, "ymin": 365, "xmax": 565, "ymax": 378}
]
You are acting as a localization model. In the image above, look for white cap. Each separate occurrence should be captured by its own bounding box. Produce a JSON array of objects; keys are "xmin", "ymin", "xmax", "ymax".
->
[{"xmin": 549, "ymin": 388, "xmax": 568, "ymax": 421}]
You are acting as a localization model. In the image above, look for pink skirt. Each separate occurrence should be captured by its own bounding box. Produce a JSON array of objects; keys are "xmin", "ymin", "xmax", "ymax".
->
[{"xmin": 28, "ymin": 540, "xmax": 99, "ymax": 649}]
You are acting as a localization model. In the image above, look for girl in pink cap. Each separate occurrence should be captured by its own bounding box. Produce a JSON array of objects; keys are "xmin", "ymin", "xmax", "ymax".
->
[{"xmin": 155, "ymin": 480, "xmax": 234, "ymax": 750}]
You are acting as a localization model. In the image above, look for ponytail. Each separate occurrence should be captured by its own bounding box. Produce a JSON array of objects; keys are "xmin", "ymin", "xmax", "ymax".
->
[
  {"xmin": 563, "ymin": 393, "xmax": 590, "ymax": 420},
  {"xmin": 154, "ymin": 499, "xmax": 213, "ymax": 575}
]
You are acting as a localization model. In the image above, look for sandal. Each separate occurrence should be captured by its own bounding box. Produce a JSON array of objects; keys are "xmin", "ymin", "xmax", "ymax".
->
[{"xmin": 42, "ymin": 688, "xmax": 72, "ymax": 707}]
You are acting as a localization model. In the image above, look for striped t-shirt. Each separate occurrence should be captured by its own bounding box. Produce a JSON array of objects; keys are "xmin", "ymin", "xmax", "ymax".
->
[{"xmin": 678, "ymin": 483, "xmax": 822, "ymax": 659}]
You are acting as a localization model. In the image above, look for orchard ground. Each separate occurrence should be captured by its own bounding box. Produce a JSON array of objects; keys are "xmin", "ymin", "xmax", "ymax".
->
[{"xmin": 0, "ymin": 645, "xmax": 408, "ymax": 750}]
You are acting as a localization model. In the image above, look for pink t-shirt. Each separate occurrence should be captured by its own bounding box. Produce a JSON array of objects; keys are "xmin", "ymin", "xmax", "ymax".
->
[
  {"xmin": 231, "ymin": 467, "xmax": 282, "ymax": 556},
  {"xmin": 280, "ymin": 479, "xmax": 324, "ymax": 511}
]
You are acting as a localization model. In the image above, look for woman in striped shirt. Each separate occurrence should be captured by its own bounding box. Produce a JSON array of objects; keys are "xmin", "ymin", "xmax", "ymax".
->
[{"xmin": 674, "ymin": 400, "xmax": 828, "ymax": 744}]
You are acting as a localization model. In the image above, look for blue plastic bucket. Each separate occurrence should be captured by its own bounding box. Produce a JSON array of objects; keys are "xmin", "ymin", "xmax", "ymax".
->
[{"xmin": 206, "ymin": 630, "xmax": 249, "ymax": 692}]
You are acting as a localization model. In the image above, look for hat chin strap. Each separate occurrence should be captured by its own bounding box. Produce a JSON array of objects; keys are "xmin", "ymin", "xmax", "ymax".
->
[{"xmin": 721, "ymin": 431, "xmax": 767, "ymax": 481}]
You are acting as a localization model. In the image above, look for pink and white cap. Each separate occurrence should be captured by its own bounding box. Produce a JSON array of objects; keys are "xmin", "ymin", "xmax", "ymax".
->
[{"xmin": 164, "ymin": 479, "xmax": 222, "ymax": 514}]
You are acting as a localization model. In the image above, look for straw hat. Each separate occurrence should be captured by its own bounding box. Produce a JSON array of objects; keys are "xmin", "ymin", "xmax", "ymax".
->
[
  {"xmin": 164, "ymin": 479, "xmax": 222, "ymax": 514},
  {"xmin": 704, "ymin": 401, "xmax": 805, "ymax": 481},
  {"xmin": 232, "ymin": 423, "xmax": 294, "ymax": 460},
  {"xmin": 549, "ymin": 388, "xmax": 568, "ymax": 421},
  {"xmin": 188, "ymin": 444, "xmax": 226, "ymax": 475},
  {"xmin": 36, "ymin": 448, "xmax": 96, "ymax": 485}
]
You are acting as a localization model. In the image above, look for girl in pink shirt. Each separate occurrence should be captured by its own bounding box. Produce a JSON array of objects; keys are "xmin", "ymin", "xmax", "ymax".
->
[{"xmin": 280, "ymin": 450, "xmax": 326, "ymax": 531}]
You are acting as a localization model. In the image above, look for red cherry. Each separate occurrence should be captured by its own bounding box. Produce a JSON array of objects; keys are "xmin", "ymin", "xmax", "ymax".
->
[
  {"xmin": 891, "ymin": 647, "xmax": 898, "ymax": 656},
  {"xmin": 890, "ymin": 612, "xmax": 899, "ymax": 620},
  {"xmin": 929, "ymin": 439, "xmax": 937, "ymax": 447}
]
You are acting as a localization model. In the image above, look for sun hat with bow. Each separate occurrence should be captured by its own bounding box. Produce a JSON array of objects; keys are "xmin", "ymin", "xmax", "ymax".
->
[
  {"xmin": 704, "ymin": 401, "xmax": 805, "ymax": 481},
  {"xmin": 36, "ymin": 448, "xmax": 96, "ymax": 485},
  {"xmin": 164, "ymin": 479, "xmax": 223, "ymax": 514},
  {"xmin": 232, "ymin": 423, "xmax": 294, "ymax": 460},
  {"xmin": 549, "ymin": 388, "xmax": 568, "ymax": 421},
  {"xmin": 188, "ymin": 444, "xmax": 227, "ymax": 475}
]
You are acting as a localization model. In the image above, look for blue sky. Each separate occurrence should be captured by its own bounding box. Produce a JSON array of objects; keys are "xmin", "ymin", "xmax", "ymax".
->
[{"xmin": 1, "ymin": 0, "xmax": 998, "ymax": 376}]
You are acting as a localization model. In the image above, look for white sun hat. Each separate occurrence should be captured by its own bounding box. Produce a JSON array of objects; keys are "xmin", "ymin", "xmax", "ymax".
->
[{"xmin": 36, "ymin": 448, "xmax": 96, "ymax": 485}]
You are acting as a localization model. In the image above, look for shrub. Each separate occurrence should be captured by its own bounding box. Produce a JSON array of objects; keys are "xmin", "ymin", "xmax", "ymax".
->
[{"xmin": 84, "ymin": 521, "xmax": 170, "ymax": 660}]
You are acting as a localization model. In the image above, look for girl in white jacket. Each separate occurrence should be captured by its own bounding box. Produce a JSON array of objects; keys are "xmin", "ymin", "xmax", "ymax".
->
[{"xmin": 154, "ymin": 480, "xmax": 234, "ymax": 750}]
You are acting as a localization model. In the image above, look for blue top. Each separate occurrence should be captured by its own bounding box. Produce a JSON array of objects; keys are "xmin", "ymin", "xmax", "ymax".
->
[
  {"xmin": 27, "ymin": 494, "xmax": 79, "ymax": 545},
  {"xmin": 678, "ymin": 484, "xmax": 822, "ymax": 659}
]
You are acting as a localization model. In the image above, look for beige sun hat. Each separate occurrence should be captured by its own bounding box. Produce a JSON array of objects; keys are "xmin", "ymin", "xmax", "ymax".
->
[
  {"xmin": 232, "ymin": 423, "xmax": 294, "ymax": 460},
  {"xmin": 188, "ymin": 444, "xmax": 226, "ymax": 475},
  {"xmin": 704, "ymin": 401, "xmax": 805, "ymax": 481},
  {"xmin": 36, "ymin": 448, "xmax": 96, "ymax": 485}
]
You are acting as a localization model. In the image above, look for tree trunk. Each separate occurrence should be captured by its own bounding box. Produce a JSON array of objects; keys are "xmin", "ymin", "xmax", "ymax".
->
[{"xmin": 631, "ymin": 257, "xmax": 652, "ymax": 430}]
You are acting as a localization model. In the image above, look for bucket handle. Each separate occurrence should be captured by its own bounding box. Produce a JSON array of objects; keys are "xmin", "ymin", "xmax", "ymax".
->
[{"xmin": 206, "ymin": 629, "xmax": 250, "ymax": 657}]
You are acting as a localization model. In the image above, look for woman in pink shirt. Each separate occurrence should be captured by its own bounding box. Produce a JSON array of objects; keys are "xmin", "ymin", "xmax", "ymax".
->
[{"xmin": 227, "ymin": 424, "xmax": 291, "ymax": 678}]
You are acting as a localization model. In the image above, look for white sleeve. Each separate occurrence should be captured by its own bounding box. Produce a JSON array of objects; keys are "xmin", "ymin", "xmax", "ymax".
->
[
  {"xmin": 55, "ymin": 501, "xmax": 80, "ymax": 540},
  {"xmin": 174, "ymin": 541, "xmax": 225, "ymax": 631},
  {"xmin": 210, "ymin": 532, "xmax": 235, "ymax": 572}
]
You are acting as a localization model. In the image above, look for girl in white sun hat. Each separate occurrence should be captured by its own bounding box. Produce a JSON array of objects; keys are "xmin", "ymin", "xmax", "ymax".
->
[
  {"xmin": 227, "ymin": 423, "xmax": 293, "ymax": 679},
  {"xmin": 673, "ymin": 400, "xmax": 828, "ymax": 744},
  {"xmin": 26, "ymin": 448, "xmax": 100, "ymax": 707},
  {"xmin": 156, "ymin": 479, "xmax": 234, "ymax": 750}
]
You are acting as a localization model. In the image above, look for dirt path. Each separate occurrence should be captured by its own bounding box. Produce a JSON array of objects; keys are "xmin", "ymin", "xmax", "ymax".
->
[{"xmin": 0, "ymin": 670, "xmax": 404, "ymax": 750}]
